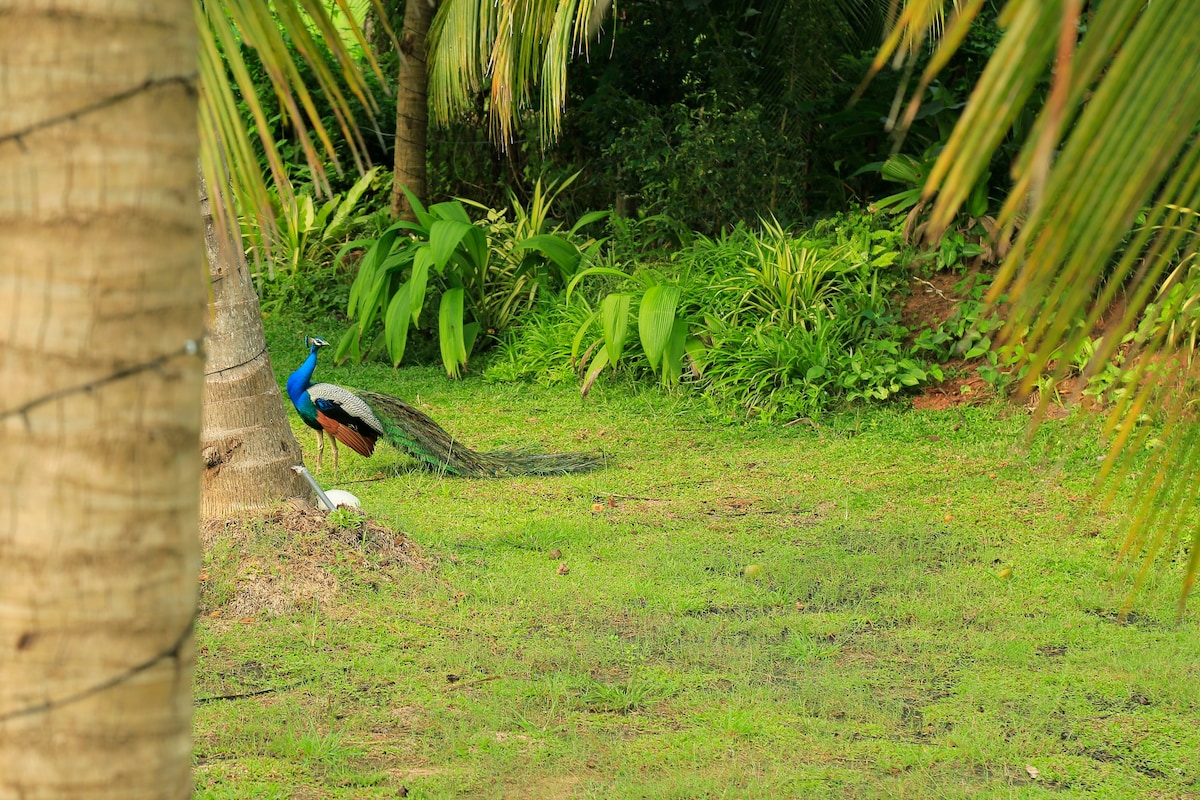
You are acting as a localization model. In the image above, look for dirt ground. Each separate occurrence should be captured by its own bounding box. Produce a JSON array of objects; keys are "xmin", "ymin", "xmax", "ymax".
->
[
  {"xmin": 900, "ymin": 271, "xmax": 996, "ymax": 411},
  {"xmin": 900, "ymin": 270, "xmax": 1135, "ymax": 416},
  {"xmin": 199, "ymin": 502, "xmax": 428, "ymax": 619}
]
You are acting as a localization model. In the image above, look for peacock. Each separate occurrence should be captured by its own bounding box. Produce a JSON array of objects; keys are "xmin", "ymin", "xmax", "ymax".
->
[{"xmin": 285, "ymin": 336, "xmax": 605, "ymax": 477}]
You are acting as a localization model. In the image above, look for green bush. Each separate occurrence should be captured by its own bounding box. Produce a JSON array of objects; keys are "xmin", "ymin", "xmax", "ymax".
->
[
  {"xmin": 492, "ymin": 210, "xmax": 944, "ymax": 420},
  {"xmin": 337, "ymin": 178, "xmax": 606, "ymax": 377},
  {"xmin": 251, "ymin": 168, "xmax": 386, "ymax": 315},
  {"xmin": 603, "ymin": 93, "xmax": 810, "ymax": 235}
]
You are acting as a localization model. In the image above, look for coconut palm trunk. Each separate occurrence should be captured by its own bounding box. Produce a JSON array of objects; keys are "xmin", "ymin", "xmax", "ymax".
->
[
  {"xmin": 0, "ymin": 1, "xmax": 203, "ymax": 796},
  {"xmin": 390, "ymin": 0, "xmax": 435, "ymax": 220},
  {"xmin": 199, "ymin": 171, "xmax": 311, "ymax": 517}
]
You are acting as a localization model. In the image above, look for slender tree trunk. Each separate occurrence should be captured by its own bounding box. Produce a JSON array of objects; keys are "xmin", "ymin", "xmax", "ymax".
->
[
  {"xmin": 199, "ymin": 172, "xmax": 311, "ymax": 517},
  {"xmin": 390, "ymin": 0, "xmax": 435, "ymax": 220},
  {"xmin": 0, "ymin": 1, "xmax": 202, "ymax": 797}
]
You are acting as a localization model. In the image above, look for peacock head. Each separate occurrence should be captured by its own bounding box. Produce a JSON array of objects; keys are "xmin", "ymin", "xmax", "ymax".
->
[{"xmin": 306, "ymin": 336, "xmax": 330, "ymax": 351}]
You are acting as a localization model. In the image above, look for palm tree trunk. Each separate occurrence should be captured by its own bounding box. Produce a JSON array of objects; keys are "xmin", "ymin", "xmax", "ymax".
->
[
  {"xmin": 0, "ymin": 1, "xmax": 202, "ymax": 796},
  {"xmin": 199, "ymin": 172, "xmax": 311, "ymax": 517},
  {"xmin": 390, "ymin": 0, "xmax": 435, "ymax": 220}
]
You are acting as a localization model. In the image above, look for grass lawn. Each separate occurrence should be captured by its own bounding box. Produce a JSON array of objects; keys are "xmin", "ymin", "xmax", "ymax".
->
[{"xmin": 193, "ymin": 321, "xmax": 1200, "ymax": 799}]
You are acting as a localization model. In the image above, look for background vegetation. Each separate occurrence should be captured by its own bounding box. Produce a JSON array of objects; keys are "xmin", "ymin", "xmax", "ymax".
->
[
  {"xmin": 245, "ymin": 0, "xmax": 1038, "ymax": 413},
  {"xmin": 188, "ymin": 1, "xmax": 1200, "ymax": 794}
]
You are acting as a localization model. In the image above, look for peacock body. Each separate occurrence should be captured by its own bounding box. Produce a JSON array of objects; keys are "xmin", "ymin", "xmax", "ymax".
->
[{"xmin": 285, "ymin": 337, "xmax": 605, "ymax": 477}]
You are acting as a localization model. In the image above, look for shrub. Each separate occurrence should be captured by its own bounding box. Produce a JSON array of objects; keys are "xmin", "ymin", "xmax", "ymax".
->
[
  {"xmin": 603, "ymin": 93, "xmax": 810, "ymax": 235},
  {"xmin": 337, "ymin": 178, "xmax": 607, "ymax": 377},
  {"xmin": 493, "ymin": 210, "xmax": 944, "ymax": 420},
  {"xmin": 250, "ymin": 168, "xmax": 386, "ymax": 315}
]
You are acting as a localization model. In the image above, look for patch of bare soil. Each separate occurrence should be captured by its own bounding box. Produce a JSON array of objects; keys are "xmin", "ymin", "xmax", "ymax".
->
[
  {"xmin": 199, "ymin": 500, "xmax": 428, "ymax": 618},
  {"xmin": 902, "ymin": 270, "xmax": 967, "ymax": 333},
  {"xmin": 902, "ymin": 272, "xmax": 1141, "ymax": 413},
  {"xmin": 900, "ymin": 271, "xmax": 1000, "ymax": 410},
  {"xmin": 911, "ymin": 362, "xmax": 996, "ymax": 411}
]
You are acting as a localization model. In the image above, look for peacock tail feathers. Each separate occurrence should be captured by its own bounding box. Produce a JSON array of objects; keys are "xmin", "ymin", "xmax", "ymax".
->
[{"xmin": 356, "ymin": 389, "xmax": 606, "ymax": 477}]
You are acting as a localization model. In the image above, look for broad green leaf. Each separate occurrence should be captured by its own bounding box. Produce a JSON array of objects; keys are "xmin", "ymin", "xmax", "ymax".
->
[
  {"xmin": 638, "ymin": 283, "xmax": 681, "ymax": 371},
  {"xmin": 328, "ymin": 165, "xmax": 379, "ymax": 237},
  {"xmin": 581, "ymin": 345, "xmax": 611, "ymax": 398},
  {"xmin": 409, "ymin": 248, "xmax": 433, "ymax": 328},
  {"xmin": 870, "ymin": 188, "xmax": 923, "ymax": 213},
  {"xmin": 880, "ymin": 154, "xmax": 925, "ymax": 185},
  {"xmin": 600, "ymin": 293, "xmax": 632, "ymax": 366},
  {"xmin": 430, "ymin": 200, "xmax": 472, "ymax": 224},
  {"xmin": 430, "ymin": 219, "xmax": 476, "ymax": 273},
  {"xmin": 298, "ymin": 194, "xmax": 316, "ymax": 234},
  {"xmin": 398, "ymin": 184, "xmax": 433, "ymax": 230},
  {"xmin": 462, "ymin": 321, "xmax": 481, "ymax": 359},
  {"xmin": 569, "ymin": 209, "xmax": 612, "ymax": 234},
  {"xmin": 384, "ymin": 283, "xmax": 413, "ymax": 367},
  {"xmin": 660, "ymin": 318, "xmax": 689, "ymax": 387},
  {"xmin": 513, "ymin": 234, "xmax": 582, "ymax": 276},
  {"xmin": 346, "ymin": 240, "xmax": 386, "ymax": 323},
  {"xmin": 347, "ymin": 225, "xmax": 404, "ymax": 318},
  {"xmin": 333, "ymin": 326, "xmax": 360, "ymax": 363},
  {"xmin": 387, "ymin": 218, "xmax": 430, "ymax": 236},
  {"xmin": 439, "ymin": 287, "xmax": 467, "ymax": 378},
  {"xmin": 459, "ymin": 226, "xmax": 490, "ymax": 278},
  {"xmin": 359, "ymin": 248, "xmax": 415, "ymax": 335},
  {"xmin": 566, "ymin": 266, "xmax": 634, "ymax": 301},
  {"xmin": 313, "ymin": 196, "xmax": 333, "ymax": 233}
]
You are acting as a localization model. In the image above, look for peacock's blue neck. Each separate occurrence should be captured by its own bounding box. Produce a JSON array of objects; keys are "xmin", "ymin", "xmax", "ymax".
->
[
  {"xmin": 287, "ymin": 347, "xmax": 322, "ymax": 429},
  {"xmin": 286, "ymin": 347, "xmax": 320, "ymax": 405}
]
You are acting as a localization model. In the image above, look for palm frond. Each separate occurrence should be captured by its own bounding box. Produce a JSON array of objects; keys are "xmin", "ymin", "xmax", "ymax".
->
[
  {"xmin": 428, "ymin": 0, "xmax": 613, "ymax": 146},
  {"xmin": 885, "ymin": 0, "xmax": 1200, "ymax": 611},
  {"xmin": 862, "ymin": 0, "xmax": 968, "ymax": 88},
  {"xmin": 197, "ymin": 0, "xmax": 385, "ymax": 275}
]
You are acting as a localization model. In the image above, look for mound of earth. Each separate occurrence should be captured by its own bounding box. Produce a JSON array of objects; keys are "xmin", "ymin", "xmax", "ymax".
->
[{"xmin": 199, "ymin": 501, "xmax": 428, "ymax": 619}]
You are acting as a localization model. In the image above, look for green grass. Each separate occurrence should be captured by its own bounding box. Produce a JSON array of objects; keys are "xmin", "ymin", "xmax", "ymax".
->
[{"xmin": 193, "ymin": 316, "xmax": 1200, "ymax": 798}]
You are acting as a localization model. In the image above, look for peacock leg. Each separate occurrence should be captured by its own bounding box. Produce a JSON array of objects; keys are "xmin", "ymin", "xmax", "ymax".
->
[
  {"xmin": 331, "ymin": 436, "xmax": 340, "ymax": 475},
  {"xmin": 316, "ymin": 429, "xmax": 325, "ymax": 472}
]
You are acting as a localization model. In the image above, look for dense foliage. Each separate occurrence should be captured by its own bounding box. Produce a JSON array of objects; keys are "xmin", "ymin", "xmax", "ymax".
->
[
  {"xmin": 236, "ymin": 1, "xmax": 1014, "ymax": 224},
  {"xmin": 239, "ymin": 0, "xmax": 1107, "ymax": 424},
  {"xmin": 488, "ymin": 210, "xmax": 945, "ymax": 420},
  {"xmin": 336, "ymin": 177, "xmax": 607, "ymax": 376}
]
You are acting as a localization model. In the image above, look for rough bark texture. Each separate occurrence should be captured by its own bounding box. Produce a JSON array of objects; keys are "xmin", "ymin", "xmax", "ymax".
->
[
  {"xmin": 199, "ymin": 174, "xmax": 311, "ymax": 518},
  {"xmin": 0, "ymin": 1, "xmax": 202, "ymax": 797},
  {"xmin": 390, "ymin": 0, "xmax": 435, "ymax": 220}
]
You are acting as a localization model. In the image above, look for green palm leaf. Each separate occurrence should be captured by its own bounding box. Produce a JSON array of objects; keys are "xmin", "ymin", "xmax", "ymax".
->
[
  {"xmin": 888, "ymin": 0, "xmax": 1200, "ymax": 612},
  {"xmin": 198, "ymin": 0, "xmax": 385, "ymax": 273},
  {"xmin": 428, "ymin": 0, "xmax": 613, "ymax": 145}
]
